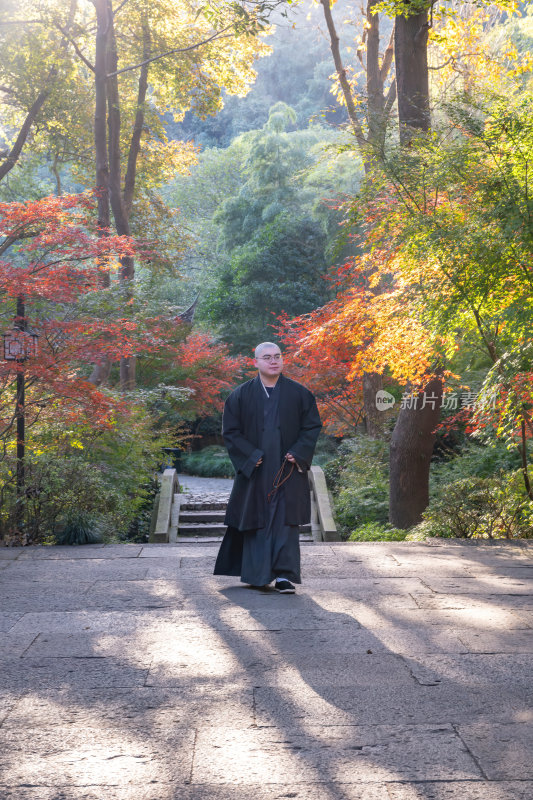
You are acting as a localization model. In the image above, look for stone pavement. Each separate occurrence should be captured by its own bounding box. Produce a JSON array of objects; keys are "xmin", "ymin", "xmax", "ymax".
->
[
  {"xmin": 1, "ymin": 539, "xmax": 533, "ymax": 800},
  {"xmin": 178, "ymin": 474, "xmax": 233, "ymax": 506}
]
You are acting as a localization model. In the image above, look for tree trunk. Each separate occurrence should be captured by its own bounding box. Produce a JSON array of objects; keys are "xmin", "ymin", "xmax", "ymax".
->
[
  {"xmin": 124, "ymin": 17, "xmax": 150, "ymax": 218},
  {"xmin": 320, "ymin": 0, "xmax": 368, "ymax": 158},
  {"xmin": 105, "ymin": 1, "xmax": 137, "ymax": 390},
  {"xmin": 366, "ymin": 0, "xmax": 390, "ymax": 154},
  {"xmin": 389, "ymin": 375, "xmax": 442, "ymax": 528},
  {"xmin": 394, "ymin": 10, "xmax": 430, "ymax": 144},
  {"xmin": 90, "ymin": 0, "xmax": 112, "ymax": 386},
  {"xmin": 362, "ymin": 371, "xmax": 384, "ymax": 437},
  {"xmin": 93, "ymin": 0, "xmax": 111, "ymax": 268},
  {"xmin": 388, "ymin": 4, "xmax": 436, "ymax": 527},
  {"xmin": 105, "ymin": 6, "xmax": 129, "ymax": 240}
]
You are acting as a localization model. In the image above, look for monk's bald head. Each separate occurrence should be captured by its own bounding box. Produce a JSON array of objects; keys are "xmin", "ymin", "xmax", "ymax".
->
[{"xmin": 254, "ymin": 342, "xmax": 281, "ymax": 359}]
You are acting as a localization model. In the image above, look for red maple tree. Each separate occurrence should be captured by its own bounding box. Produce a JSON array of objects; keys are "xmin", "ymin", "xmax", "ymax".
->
[{"xmin": 0, "ymin": 194, "xmax": 245, "ymax": 443}]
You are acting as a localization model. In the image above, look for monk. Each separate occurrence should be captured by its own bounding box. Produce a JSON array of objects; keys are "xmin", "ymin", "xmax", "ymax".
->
[{"xmin": 214, "ymin": 341, "xmax": 322, "ymax": 593}]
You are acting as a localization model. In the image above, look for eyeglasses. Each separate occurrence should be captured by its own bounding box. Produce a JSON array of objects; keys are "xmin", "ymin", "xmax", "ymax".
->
[{"xmin": 258, "ymin": 354, "xmax": 282, "ymax": 362}]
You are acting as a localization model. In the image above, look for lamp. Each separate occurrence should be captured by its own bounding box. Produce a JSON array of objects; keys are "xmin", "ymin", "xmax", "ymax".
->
[{"xmin": 3, "ymin": 327, "xmax": 39, "ymax": 361}]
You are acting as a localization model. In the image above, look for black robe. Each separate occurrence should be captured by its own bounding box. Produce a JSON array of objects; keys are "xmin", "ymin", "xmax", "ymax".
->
[
  {"xmin": 221, "ymin": 374, "xmax": 322, "ymax": 530},
  {"xmin": 213, "ymin": 374, "xmax": 322, "ymax": 583}
]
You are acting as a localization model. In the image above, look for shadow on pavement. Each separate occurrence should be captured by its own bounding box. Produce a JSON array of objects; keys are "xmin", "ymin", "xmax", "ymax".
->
[{"xmin": 1, "ymin": 541, "xmax": 533, "ymax": 799}]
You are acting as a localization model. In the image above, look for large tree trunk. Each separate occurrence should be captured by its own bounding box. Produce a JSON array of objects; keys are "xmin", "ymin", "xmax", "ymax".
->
[
  {"xmin": 90, "ymin": 0, "xmax": 112, "ymax": 385},
  {"xmin": 394, "ymin": 10, "xmax": 430, "ymax": 144},
  {"xmin": 105, "ymin": 6, "xmax": 151, "ymax": 391},
  {"xmin": 388, "ymin": 3, "xmax": 437, "ymax": 526},
  {"xmin": 105, "ymin": 2, "xmax": 137, "ymax": 390},
  {"xmin": 389, "ymin": 376, "xmax": 442, "ymax": 528}
]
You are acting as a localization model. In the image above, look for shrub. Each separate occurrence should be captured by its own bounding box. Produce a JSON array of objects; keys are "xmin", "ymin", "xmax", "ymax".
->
[
  {"xmin": 55, "ymin": 511, "xmax": 103, "ymax": 546},
  {"xmin": 348, "ymin": 521, "xmax": 409, "ymax": 542},
  {"xmin": 324, "ymin": 436, "xmax": 389, "ymax": 538},
  {"xmin": 323, "ymin": 436, "xmax": 528, "ymax": 541},
  {"xmin": 123, "ymin": 477, "xmax": 160, "ymax": 543},
  {"xmin": 19, "ymin": 455, "xmax": 134, "ymax": 543},
  {"xmin": 181, "ymin": 445, "xmax": 234, "ymax": 478},
  {"xmin": 312, "ymin": 434, "xmax": 342, "ymax": 467},
  {"xmin": 430, "ymin": 441, "xmax": 522, "ymax": 492},
  {"xmin": 0, "ymin": 404, "xmax": 168, "ymax": 545},
  {"xmin": 421, "ymin": 471, "xmax": 533, "ymax": 539},
  {"xmin": 405, "ymin": 519, "xmax": 452, "ymax": 541}
]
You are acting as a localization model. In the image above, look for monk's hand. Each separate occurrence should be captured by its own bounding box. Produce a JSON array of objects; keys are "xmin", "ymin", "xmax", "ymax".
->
[
  {"xmin": 286, "ymin": 452, "xmax": 303, "ymax": 472},
  {"xmin": 256, "ymin": 458, "xmax": 263, "ymax": 467}
]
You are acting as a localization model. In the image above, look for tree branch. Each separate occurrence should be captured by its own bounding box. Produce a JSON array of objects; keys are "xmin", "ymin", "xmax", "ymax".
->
[
  {"xmin": 0, "ymin": 89, "xmax": 50, "ymax": 183},
  {"xmin": 379, "ymin": 23, "xmax": 395, "ymax": 84},
  {"xmin": 319, "ymin": 0, "xmax": 367, "ymax": 152},
  {"xmin": 123, "ymin": 16, "xmax": 150, "ymax": 217},
  {"xmin": 54, "ymin": 22, "xmax": 96, "ymax": 72},
  {"xmin": 113, "ymin": 0, "xmax": 130, "ymax": 16},
  {"xmin": 107, "ymin": 27, "xmax": 233, "ymax": 77},
  {"xmin": 0, "ymin": 19, "xmax": 42, "ymax": 25},
  {"xmin": 428, "ymin": 56, "xmax": 453, "ymax": 71},
  {"xmin": 384, "ymin": 77, "xmax": 396, "ymax": 118}
]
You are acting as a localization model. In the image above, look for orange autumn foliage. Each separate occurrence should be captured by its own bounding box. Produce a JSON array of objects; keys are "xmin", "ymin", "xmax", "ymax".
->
[{"xmin": 0, "ymin": 194, "xmax": 245, "ymax": 440}]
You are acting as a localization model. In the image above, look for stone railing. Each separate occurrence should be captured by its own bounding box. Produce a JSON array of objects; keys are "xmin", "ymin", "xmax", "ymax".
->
[
  {"xmin": 308, "ymin": 465, "xmax": 340, "ymax": 542},
  {"xmin": 149, "ymin": 468, "xmax": 180, "ymax": 543},
  {"xmin": 150, "ymin": 464, "xmax": 339, "ymax": 543}
]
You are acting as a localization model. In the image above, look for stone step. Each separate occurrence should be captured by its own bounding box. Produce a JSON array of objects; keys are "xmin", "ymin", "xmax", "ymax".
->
[
  {"xmin": 175, "ymin": 494, "xmax": 312, "ymax": 540},
  {"xmin": 179, "ymin": 510, "xmax": 226, "ymax": 524},
  {"xmin": 180, "ymin": 501, "xmax": 228, "ymax": 512},
  {"xmin": 177, "ymin": 535, "xmax": 314, "ymax": 543},
  {"xmin": 179, "ymin": 524, "xmax": 312, "ymax": 538},
  {"xmin": 178, "ymin": 523, "xmax": 228, "ymax": 537},
  {"xmin": 177, "ymin": 536, "xmax": 225, "ymax": 543}
]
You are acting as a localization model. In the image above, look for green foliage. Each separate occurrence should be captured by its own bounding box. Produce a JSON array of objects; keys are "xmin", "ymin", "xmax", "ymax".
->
[
  {"xmin": 169, "ymin": 6, "xmax": 348, "ymax": 147},
  {"xmin": 373, "ymin": 0, "xmax": 432, "ymax": 17},
  {"xmin": 181, "ymin": 445, "xmax": 234, "ymax": 478},
  {"xmin": 431, "ymin": 441, "xmax": 522, "ymax": 487},
  {"xmin": 203, "ymin": 212, "xmax": 328, "ymax": 352},
  {"xmin": 55, "ymin": 511, "xmax": 103, "ymax": 546},
  {"xmin": 324, "ymin": 437, "xmax": 390, "ymax": 537},
  {"xmin": 311, "ymin": 434, "xmax": 341, "ymax": 467},
  {"xmin": 0, "ymin": 0, "xmax": 277, "ymax": 196},
  {"xmin": 123, "ymin": 477, "xmax": 161, "ymax": 543},
  {"xmin": 375, "ymin": 0, "xmax": 516, "ymax": 21},
  {"xmin": 0, "ymin": 454, "xmax": 128, "ymax": 544},
  {"xmin": 169, "ymin": 104, "xmax": 361, "ymax": 354},
  {"xmin": 408, "ymin": 442, "xmax": 531, "ymax": 539},
  {"xmin": 348, "ymin": 521, "xmax": 409, "ymax": 542},
  {"xmin": 324, "ymin": 436, "xmax": 527, "ymax": 542},
  {"xmin": 421, "ymin": 472, "xmax": 533, "ymax": 539},
  {"xmin": 0, "ymin": 406, "xmax": 169, "ymax": 545},
  {"xmin": 379, "ymin": 91, "xmax": 533, "ymax": 374}
]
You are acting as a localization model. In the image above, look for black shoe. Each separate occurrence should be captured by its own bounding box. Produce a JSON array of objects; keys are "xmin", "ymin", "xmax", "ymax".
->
[{"xmin": 274, "ymin": 579, "xmax": 295, "ymax": 594}]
